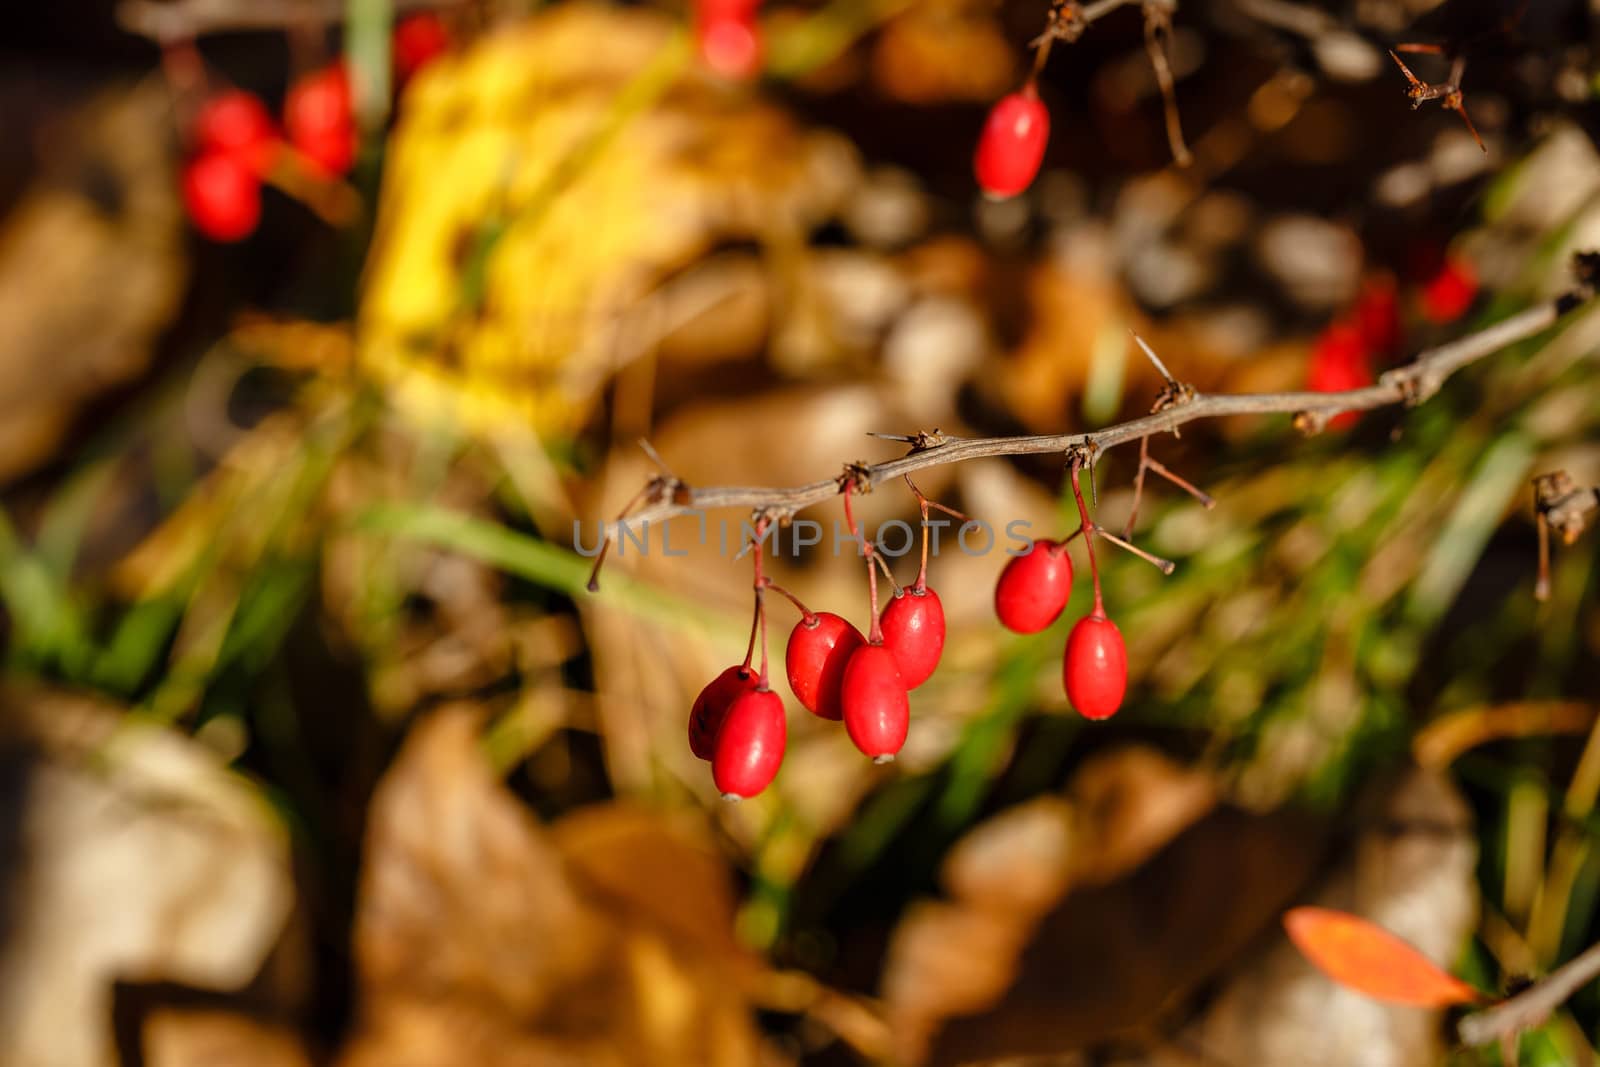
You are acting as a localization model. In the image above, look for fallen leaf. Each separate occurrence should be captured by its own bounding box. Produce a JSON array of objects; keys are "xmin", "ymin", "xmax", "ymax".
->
[
  {"xmin": 1191, "ymin": 769, "xmax": 1479, "ymax": 1067},
  {"xmin": 1282, "ymin": 907, "xmax": 1482, "ymax": 1008}
]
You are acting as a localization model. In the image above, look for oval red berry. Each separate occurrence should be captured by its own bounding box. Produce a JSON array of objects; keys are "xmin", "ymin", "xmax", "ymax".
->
[
  {"xmin": 394, "ymin": 13, "xmax": 451, "ymax": 81},
  {"xmin": 695, "ymin": 3, "xmax": 762, "ymax": 80},
  {"xmin": 840, "ymin": 644, "xmax": 909, "ymax": 761},
  {"xmin": 786, "ymin": 612, "xmax": 865, "ymax": 720},
  {"xmin": 182, "ymin": 152, "xmax": 262, "ymax": 242},
  {"xmin": 285, "ymin": 65, "xmax": 357, "ymax": 175},
  {"xmin": 995, "ymin": 540, "xmax": 1073, "ymax": 634},
  {"xmin": 1063, "ymin": 613, "xmax": 1127, "ymax": 720},
  {"xmin": 1421, "ymin": 257, "xmax": 1477, "ymax": 325},
  {"xmin": 193, "ymin": 90, "xmax": 278, "ymax": 170},
  {"xmin": 689, "ymin": 664, "xmax": 760, "ymax": 760},
  {"xmin": 974, "ymin": 89, "xmax": 1050, "ymax": 199},
  {"xmin": 1307, "ymin": 320, "xmax": 1373, "ymax": 431},
  {"xmin": 880, "ymin": 586, "xmax": 945, "ymax": 689},
  {"xmin": 712, "ymin": 688, "xmax": 786, "ymax": 798}
]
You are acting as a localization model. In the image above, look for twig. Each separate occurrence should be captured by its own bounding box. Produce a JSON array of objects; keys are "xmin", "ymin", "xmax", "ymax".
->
[
  {"xmin": 119, "ymin": 0, "xmax": 461, "ymax": 39},
  {"xmin": 591, "ymin": 255, "xmax": 1598, "ymax": 548},
  {"xmin": 1459, "ymin": 940, "xmax": 1600, "ymax": 1047}
]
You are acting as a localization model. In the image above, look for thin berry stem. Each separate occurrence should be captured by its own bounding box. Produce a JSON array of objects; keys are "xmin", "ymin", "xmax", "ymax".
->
[
  {"xmin": 1122, "ymin": 434, "xmax": 1215, "ymax": 538},
  {"xmin": 903, "ymin": 475, "xmax": 965, "ymax": 593},
  {"xmin": 1070, "ymin": 459, "xmax": 1104, "ymax": 616},
  {"xmin": 750, "ymin": 519, "xmax": 772, "ymax": 685},
  {"xmin": 764, "ymin": 579, "xmax": 817, "ymax": 624},
  {"xmin": 590, "ymin": 265, "xmax": 1598, "ymax": 559},
  {"xmin": 844, "ymin": 481, "xmax": 886, "ymax": 643},
  {"xmin": 1092, "ymin": 524, "xmax": 1176, "ymax": 574}
]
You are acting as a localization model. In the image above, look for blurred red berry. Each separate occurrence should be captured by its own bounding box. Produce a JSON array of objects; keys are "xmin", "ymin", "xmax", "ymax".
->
[
  {"xmin": 394, "ymin": 13, "xmax": 451, "ymax": 81},
  {"xmin": 1421, "ymin": 256, "xmax": 1478, "ymax": 324},
  {"xmin": 1354, "ymin": 275, "xmax": 1401, "ymax": 355},
  {"xmin": 1307, "ymin": 320, "xmax": 1373, "ymax": 430},
  {"xmin": 182, "ymin": 151, "xmax": 262, "ymax": 242},
  {"xmin": 285, "ymin": 65, "xmax": 357, "ymax": 175},
  {"xmin": 193, "ymin": 90, "xmax": 278, "ymax": 171},
  {"xmin": 974, "ymin": 87, "xmax": 1050, "ymax": 199},
  {"xmin": 695, "ymin": 0, "xmax": 762, "ymax": 80}
]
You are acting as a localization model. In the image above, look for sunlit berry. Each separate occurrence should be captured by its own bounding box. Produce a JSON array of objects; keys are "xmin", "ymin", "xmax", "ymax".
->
[
  {"xmin": 689, "ymin": 664, "xmax": 760, "ymax": 760},
  {"xmin": 1063, "ymin": 612, "xmax": 1127, "ymax": 720},
  {"xmin": 840, "ymin": 644, "xmax": 909, "ymax": 761},
  {"xmin": 880, "ymin": 586, "xmax": 944, "ymax": 689},
  {"xmin": 974, "ymin": 87, "xmax": 1050, "ymax": 199},
  {"xmin": 995, "ymin": 540, "xmax": 1073, "ymax": 634},
  {"xmin": 712, "ymin": 687, "xmax": 786, "ymax": 799},
  {"xmin": 786, "ymin": 612, "xmax": 865, "ymax": 720}
]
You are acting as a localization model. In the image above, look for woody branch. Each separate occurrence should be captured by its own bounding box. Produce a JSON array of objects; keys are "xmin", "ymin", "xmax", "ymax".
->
[{"xmin": 594, "ymin": 252, "xmax": 1599, "ymax": 552}]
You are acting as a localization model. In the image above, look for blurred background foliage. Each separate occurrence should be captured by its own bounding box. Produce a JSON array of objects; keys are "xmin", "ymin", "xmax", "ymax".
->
[{"xmin": 2, "ymin": 0, "xmax": 1600, "ymax": 1064}]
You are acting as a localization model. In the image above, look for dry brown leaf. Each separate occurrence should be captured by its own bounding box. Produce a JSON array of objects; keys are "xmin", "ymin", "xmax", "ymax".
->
[
  {"xmin": 342, "ymin": 706, "xmax": 776, "ymax": 1067},
  {"xmin": 883, "ymin": 748, "xmax": 1242, "ymax": 1065},
  {"xmin": 144, "ymin": 1010, "xmax": 313, "ymax": 1067},
  {"xmin": 0, "ymin": 81, "xmax": 184, "ymax": 483},
  {"xmin": 925, "ymin": 807, "xmax": 1326, "ymax": 1066}
]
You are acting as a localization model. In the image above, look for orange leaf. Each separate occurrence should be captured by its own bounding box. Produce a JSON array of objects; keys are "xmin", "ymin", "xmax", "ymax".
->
[{"xmin": 1283, "ymin": 907, "xmax": 1483, "ymax": 1008}]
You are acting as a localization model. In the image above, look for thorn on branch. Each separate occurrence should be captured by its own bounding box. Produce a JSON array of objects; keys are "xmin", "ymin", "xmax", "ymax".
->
[
  {"xmin": 1143, "ymin": 0, "xmax": 1193, "ymax": 167},
  {"xmin": 867, "ymin": 429, "xmax": 953, "ymax": 453},
  {"xmin": 1533, "ymin": 471, "xmax": 1600, "ymax": 601},
  {"xmin": 586, "ymin": 457, "xmax": 692, "ymax": 593},
  {"xmin": 1388, "ymin": 48, "xmax": 1484, "ymax": 152}
]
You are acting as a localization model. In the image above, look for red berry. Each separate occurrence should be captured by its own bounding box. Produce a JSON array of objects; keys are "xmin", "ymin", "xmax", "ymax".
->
[
  {"xmin": 880, "ymin": 586, "xmax": 944, "ymax": 689},
  {"xmin": 285, "ymin": 65, "xmax": 357, "ymax": 175},
  {"xmin": 995, "ymin": 540, "xmax": 1073, "ymax": 634},
  {"xmin": 695, "ymin": 0, "xmax": 762, "ymax": 80},
  {"xmin": 1421, "ymin": 256, "xmax": 1477, "ymax": 324},
  {"xmin": 1307, "ymin": 320, "xmax": 1373, "ymax": 430},
  {"xmin": 712, "ymin": 687, "xmax": 786, "ymax": 799},
  {"xmin": 840, "ymin": 644, "xmax": 909, "ymax": 761},
  {"xmin": 182, "ymin": 151, "xmax": 262, "ymax": 242},
  {"xmin": 786, "ymin": 612, "xmax": 865, "ymax": 720},
  {"xmin": 1355, "ymin": 275, "xmax": 1401, "ymax": 355},
  {"xmin": 689, "ymin": 664, "xmax": 760, "ymax": 760},
  {"xmin": 394, "ymin": 13, "xmax": 451, "ymax": 81},
  {"xmin": 193, "ymin": 90, "xmax": 278, "ymax": 171},
  {"xmin": 974, "ymin": 88, "xmax": 1050, "ymax": 199},
  {"xmin": 1063, "ymin": 613, "xmax": 1127, "ymax": 720}
]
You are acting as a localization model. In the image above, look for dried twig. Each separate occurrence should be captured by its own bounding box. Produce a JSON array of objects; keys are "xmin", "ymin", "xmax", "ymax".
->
[
  {"xmin": 118, "ymin": 0, "xmax": 460, "ymax": 40},
  {"xmin": 1459, "ymin": 940, "xmax": 1600, "ymax": 1047},
  {"xmin": 1533, "ymin": 470, "xmax": 1600, "ymax": 600},
  {"xmin": 588, "ymin": 253, "xmax": 1598, "ymax": 549}
]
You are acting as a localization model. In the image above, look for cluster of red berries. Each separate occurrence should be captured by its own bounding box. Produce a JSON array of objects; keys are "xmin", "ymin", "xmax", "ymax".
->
[
  {"xmin": 691, "ymin": 580, "xmax": 946, "ymax": 800},
  {"xmin": 974, "ymin": 83, "xmax": 1050, "ymax": 200},
  {"xmin": 690, "ymin": 488, "xmax": 950, "ymax": 800},
  {"xmin": 690, "ymin": 464, "xmax": 1139, "ymax": 800},
  {"xmin": 693, "ymin": 0, "xmax": 763, "ymax": 81},
  {"xmin": 181, "ymin": 14, "xmax": 450, "ymax": 242},
  {"xmin": 1307, "ymin": 254, "xmax": 1479, "ymax": 428},
  {"xmin": 993, "ymin": 494, "xmax": 1128, "ymax": 719}
]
